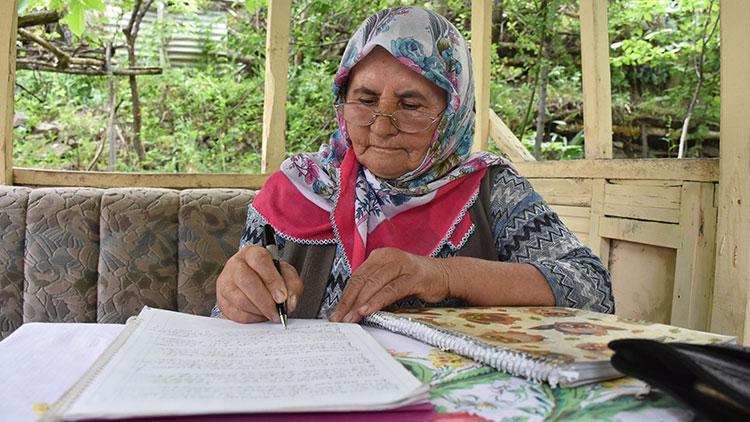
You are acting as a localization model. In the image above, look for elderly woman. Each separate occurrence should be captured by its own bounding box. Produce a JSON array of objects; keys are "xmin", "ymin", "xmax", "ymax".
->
[{"xmin": 214, "ymin": 7, "xmax": 613, "ymax": 324}]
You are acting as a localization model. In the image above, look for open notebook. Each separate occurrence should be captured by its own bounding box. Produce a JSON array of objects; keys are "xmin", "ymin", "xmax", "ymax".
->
[
  {"xmin": 364, "ymin": 306, "xmax": 735, "ymax": 387},
  {"xmin": 44, "ymin": 307, "xmax": 429, "ymax": 421}
]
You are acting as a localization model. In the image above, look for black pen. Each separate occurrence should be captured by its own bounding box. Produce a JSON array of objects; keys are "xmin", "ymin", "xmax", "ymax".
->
[{"xmin": 262, "ymin": 224, "xmax": 288, "ymax": 329}]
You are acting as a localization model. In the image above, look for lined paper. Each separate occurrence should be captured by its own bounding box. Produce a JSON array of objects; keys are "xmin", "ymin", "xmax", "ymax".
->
[{"xmin": 56, "ymin": 308, "xmax": 427, "ymax": 420}]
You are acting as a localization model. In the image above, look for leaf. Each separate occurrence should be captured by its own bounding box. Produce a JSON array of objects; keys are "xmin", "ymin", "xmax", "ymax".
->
[
  {"xmin": 245, "ymin": 0, "xmax": 267, "ymax": 13},
  {"xmin": 397, "ymin": 360, "xmax": 435, "ymax": 384},
  {"xmin": 63, "ymin": 2, "xmax": 86, "ymax": 37},
  {"xmin": 82, "ymin": 0, "xmax": 106, "ymax": 11}
]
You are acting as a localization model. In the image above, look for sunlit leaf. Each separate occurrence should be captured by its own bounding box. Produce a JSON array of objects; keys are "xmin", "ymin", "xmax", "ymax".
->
[
  {"xmin": 245, "ymin": 0, "xmax": 267, "ymax": 13},
  {"xmin": 63, "ymin": 1, "xmax": 86, "ymax": 36},
  {"xmin": 82, "ymin": 0, "xmax": 106, "ymax": 11}
]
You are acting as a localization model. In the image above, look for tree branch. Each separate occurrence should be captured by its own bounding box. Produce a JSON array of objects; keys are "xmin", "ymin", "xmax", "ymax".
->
[
  {"xmin": 124, "ymin": 0, "xmax": 143, "ymax": 36},
  {"xmin": 16, "ymin": 59, "xmax": 162, "ymax": 75},
  {"xmin": 18, "ymin": 28, "xmax": 71, "ymax": 67},
  {"xmin": 125, "ymin": 0, "xmax": 157, "ymax": 40},
  {"xmin": 18, "ymin": 10, "xmax": 61, "ymax": 28},
  {"xmin": 18, "ymin": 29, "xmax": 105, "ymax": 67}
]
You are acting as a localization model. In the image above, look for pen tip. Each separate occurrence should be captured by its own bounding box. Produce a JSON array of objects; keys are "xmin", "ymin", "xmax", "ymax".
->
[{"xmin": 281, "ymin": 315, "xmax": 288, "ymax": 329}]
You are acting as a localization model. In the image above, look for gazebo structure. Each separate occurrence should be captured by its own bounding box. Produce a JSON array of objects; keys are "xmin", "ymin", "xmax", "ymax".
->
[{"xmin": 0, "ymin": 0, "xmax": 748, "ymax": 343}]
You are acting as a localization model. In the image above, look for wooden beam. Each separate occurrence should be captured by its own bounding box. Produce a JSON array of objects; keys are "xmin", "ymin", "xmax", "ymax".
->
[
  {"xmin": 12, "ymin": 168, "xmax": 269, "ymax": 189},
  {"xmin": 672, "ymin": 182, "xmax": 717, "ymax": 331},
  {"xmin": 470, "ymin": 0, "xmax": 491, "ymax": 153},
  {"xmin": 712, "ymin": 0, "xmax": 750, "ymax": 342},
  {"xmin": 489, "ymin": 109, "xmax": 535, "ymax": 162},
  {"xmin": 528, "ymin": 178, "xmax": 592, "ymax": 206},
  {"xmin": 603, "ymin": 182, "xmax": 682, "ymax": 223},
  {"xmin": 0, "ymin": 0, "xmax": 18, "ymax": 185},
  {"xmin": 260, "ymin": 0, "xmax": 292, "ymax": 173},
  {"xmin": 579, "ymin": 0, "xmax": 613, "ymax": 159},
  {"xmin": 514, "ymin": 158, "xmax": 718, "ymax": 182},
  {"xmin": 598, "ymin": 216, "xmax": 681, "ymax": 249}
]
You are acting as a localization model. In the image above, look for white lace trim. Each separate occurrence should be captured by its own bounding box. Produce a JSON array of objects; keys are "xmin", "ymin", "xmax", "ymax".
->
[
  {"xmin": 329, "ymin": 168, "xmax": 353, "ymax": 278},
  {"xmin": 446, "ymin": 222, "xmax": 476, "ymax": 252},
  {"xmin": 249, "ymin": 204, "xmax": 336, "ymax": 246},
  {"xmin": 430, "ymin": 189, "xmax": 480, "ymax": 257}
]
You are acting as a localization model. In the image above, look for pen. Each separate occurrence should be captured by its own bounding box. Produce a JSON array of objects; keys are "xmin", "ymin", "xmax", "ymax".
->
[{"xmin": 262, "ymin": 224, "xmax": 288, "ymax": 329}]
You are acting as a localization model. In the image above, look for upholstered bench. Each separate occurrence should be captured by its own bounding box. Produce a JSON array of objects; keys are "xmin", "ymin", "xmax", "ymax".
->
[{"xmin": 0, "ymin": 186, "xmax": 254, "ymax": 339}]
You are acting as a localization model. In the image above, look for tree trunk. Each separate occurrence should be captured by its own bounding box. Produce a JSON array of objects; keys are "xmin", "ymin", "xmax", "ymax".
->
[
  {"xmin": 534, "ymin": 59, "xmax": 549, "ymax": 160},
  {"xmin": 678, "ymin": 0, "xmax": 719, "ymax": 158},
  {"xmin": 126, "ymin": 38, "xmax": 145, "ymax": 162},
  {"xmin": 107, "ymin": 42, "xmax": 118, "ymax": 171},
  {"xmin": 640, "ymin": 121, "xmax": 649, "ymax": 158},
  {"xmin": 516, "ymin": 0, "xmax": 549, "ymax": 142},
  {"xmin": 89, "ymin": 42, "xmax": 115, "ymax": 171},
  {"xmin": 122, "ymin": 0, "xmax": 156, "ymax": 164},
  {"xmin": 492, "ymin": 1, "xmax": 504, "ymax": 44}
]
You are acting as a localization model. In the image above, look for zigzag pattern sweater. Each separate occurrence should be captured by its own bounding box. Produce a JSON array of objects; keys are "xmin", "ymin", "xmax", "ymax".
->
[{"xmin": 214, "ymin": 167, "xmax": 614, "ymax": 318}]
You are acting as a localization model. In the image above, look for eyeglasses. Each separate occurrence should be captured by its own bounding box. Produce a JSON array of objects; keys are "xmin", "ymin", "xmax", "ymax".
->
[{"xmin": 335, "ymin": 102, "xmax": 443, "ymax": 134}]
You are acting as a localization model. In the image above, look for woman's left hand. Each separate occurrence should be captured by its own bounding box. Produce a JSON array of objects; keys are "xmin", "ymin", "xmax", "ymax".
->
[{"xmin": 329, "ymin": 247, "xmax": 451, "ymax": 323}]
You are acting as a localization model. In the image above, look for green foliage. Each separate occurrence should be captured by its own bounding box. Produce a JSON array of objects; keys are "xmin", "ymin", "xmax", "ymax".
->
[
  {"xmin": 244, "ymin": 0, "xmax": 266, "ymax": 13},
  {"xmin": 608, "ymin": 0, "xmax": 720, "ymax": 127},
  {"xmin": 12, "ymin": 0, "xmax": 722, "ymax": 173},
  {"xmin": 20, "ymin": 0, "xmax": 106, "ymax": 36}
]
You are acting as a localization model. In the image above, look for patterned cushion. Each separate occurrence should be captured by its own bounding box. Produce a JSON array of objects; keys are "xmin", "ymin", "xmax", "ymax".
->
[
  {"xmin": 0, "ymin": 186, "xmax": 254, "ymax": 337},
  {"xmin": 97, "ymin": 189, "xmax": 180, "ymax": 323},
  {"xmin": 178, "ymin": 189, "xmax": 254, "ymax": 316},
  {"xmin": 0, "ymin": 187, "xmax": 30, "ymax": 338},
  {"xmin": 24, "ymin": 188, "xmax": 101, "ymax": 323}
]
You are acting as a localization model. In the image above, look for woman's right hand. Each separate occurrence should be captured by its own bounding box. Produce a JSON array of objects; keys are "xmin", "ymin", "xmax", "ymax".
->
[{"xmin": 216, "ymin": 244, "xmax": 303, "ymax": 323}]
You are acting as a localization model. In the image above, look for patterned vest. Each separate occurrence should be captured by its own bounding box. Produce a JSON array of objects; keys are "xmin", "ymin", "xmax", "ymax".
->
[{"xmin": 283, "ymin": 166, "xmax": 502, "ymax": 318}]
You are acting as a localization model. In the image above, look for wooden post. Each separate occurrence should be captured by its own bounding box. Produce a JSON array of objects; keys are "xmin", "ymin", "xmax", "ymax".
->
[
  {"xmin": 579, "ymin": 0, "xmax": 613, "ymax": 159},
  {"xmin": 470, "ymin": 0, "xmax": 491, "ymax": 153},
  {"xmin": 0, "ymin": 0, "xmax": 18, "ymax": 185},
  {"xmin": 587, "ymin": 179, "xmax": 610, "ymax": 267},
  {"xmin": 712, "ymin": 0, "xmax": 750, "ymax": 342},
  {"xmin": 261, "ymin": 0, "xmax": 292, "ymax": 173},
  {"xmin": 672, "ymin": 182, "xmax": 717, "ymax": 331}
]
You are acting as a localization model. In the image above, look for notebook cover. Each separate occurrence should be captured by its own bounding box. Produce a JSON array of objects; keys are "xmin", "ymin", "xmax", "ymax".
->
[
  {"xmin": 388, "ymin": 306, "xmax": 732, "ymax": 363},
  {"xmin": 365, "ymin": 306, "xmax": 735, "ymax": 386}
]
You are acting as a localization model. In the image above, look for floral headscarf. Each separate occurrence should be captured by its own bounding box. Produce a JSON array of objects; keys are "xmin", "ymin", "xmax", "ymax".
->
[{"xmin": 253, "ymin": 7, "xmax": 512, "ymax": 273}]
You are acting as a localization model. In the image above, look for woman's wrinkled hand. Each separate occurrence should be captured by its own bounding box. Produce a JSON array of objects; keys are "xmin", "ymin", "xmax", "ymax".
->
[
  {"xmin": 329, "ymin": 248, "xmax": 451, "ymax": 323},
  {"xmin": 216, "ymin": 244, "xmax": 303, "ymax": 323}
]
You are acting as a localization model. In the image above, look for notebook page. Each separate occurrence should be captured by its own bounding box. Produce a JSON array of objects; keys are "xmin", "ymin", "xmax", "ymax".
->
[{"xmin": 62, "ymin": 308, "xmax": 427, "ymax": 420}]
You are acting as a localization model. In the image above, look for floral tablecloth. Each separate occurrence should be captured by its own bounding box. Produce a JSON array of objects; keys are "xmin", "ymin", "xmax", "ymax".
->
[
  {"xmin": 0, "ymin": 322, "xmax": 691, "ymax": 422},
  {"xmin": 365, "ymin": 326, "xmax": 691, "ymax": 421}
]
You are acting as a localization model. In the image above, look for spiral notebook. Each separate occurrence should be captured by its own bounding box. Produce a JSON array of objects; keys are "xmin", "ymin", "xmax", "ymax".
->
[{"xmin": 363, "ymin": 306, "xmax": 735, "ymax": 387}]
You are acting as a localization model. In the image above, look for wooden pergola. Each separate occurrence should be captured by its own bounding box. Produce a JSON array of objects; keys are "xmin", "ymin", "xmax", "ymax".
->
[{"xmin": 1, "ymin": 0, "xmax": 748, "ymax": 342}]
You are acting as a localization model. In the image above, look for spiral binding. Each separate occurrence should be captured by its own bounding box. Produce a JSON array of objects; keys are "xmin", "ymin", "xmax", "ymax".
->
[{"xmin": 363, "ymin": 311, "xmax": 578, "ymax": 387}]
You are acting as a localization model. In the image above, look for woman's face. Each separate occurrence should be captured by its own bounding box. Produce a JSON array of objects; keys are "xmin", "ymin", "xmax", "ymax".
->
[{"xmin": 344, "ymin": 47, "xmax": 447, "ymax": 179}]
